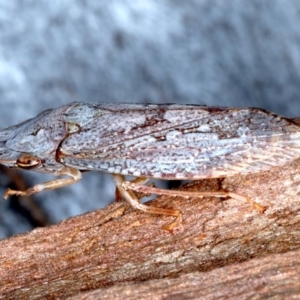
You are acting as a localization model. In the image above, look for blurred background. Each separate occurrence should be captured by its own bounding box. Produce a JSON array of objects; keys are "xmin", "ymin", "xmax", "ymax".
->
[{"xmin": 1, "ymin": 0, "xmax": 300, "ymax": 238}]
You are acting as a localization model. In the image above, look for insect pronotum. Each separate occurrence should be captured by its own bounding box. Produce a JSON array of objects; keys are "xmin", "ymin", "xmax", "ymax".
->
[{"xmin": 1, "ymin": 102, "xmax": 300, "ymax": 230}]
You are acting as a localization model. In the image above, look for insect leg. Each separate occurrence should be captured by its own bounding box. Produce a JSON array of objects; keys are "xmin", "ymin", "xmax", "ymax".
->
[
  {"xmin": 115, "ymin": 177, "xmax": 151, "ymax": 201},
  {"xmin": 112, "ymin": 174, "xmax": 182, "ymax": 231},
  {"xmin": 4, "ymin": 167, "xmax": 82, "ymax": 199},
  {"xmin": 123, "ymin": 181, "xmax": 266, "ymax": 213}
]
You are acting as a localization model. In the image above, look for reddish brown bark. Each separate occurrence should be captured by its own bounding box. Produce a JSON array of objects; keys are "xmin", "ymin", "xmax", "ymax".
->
[{"xmin": 1, "ymin": 160, "xmax": 300, "ymax": 299}]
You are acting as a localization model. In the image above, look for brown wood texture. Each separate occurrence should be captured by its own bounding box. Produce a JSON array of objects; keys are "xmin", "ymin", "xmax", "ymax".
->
[
  {"xmin": 69, "ymin": 249, "xmax": 300, "ymax": 300},
  {"xmin": 1, "ymin": 159, "xmax": 300, "ymax": 299}
]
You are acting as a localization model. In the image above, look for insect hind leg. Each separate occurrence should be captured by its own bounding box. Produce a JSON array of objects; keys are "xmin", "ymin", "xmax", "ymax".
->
[
  {"xmin": 122, "ymin": 179, "xmax": 266, "ymax": 215},
  {"xmin": 112, "ymin": 174, "xmax": 182, "ymax": 231}
]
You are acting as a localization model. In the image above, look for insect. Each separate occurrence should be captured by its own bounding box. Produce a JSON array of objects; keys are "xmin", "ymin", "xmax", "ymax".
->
[{"xmin": 1, "ymin": 102, "xmax": 300, "ymax": 230}]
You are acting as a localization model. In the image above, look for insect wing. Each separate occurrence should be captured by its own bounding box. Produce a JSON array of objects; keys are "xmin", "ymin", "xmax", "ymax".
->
[{"xmin": 59, "ymin": 105, "xmax": 300, "ymax": 179}]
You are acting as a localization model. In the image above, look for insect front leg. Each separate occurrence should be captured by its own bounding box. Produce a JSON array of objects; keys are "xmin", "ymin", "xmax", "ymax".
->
[
  {"xmin": 112, "ymin": 174, "xmax": 182, "ymax": 231},
  {"xmin": 4, "ymin": 167, "xmax": 82, "ymax": 199}
]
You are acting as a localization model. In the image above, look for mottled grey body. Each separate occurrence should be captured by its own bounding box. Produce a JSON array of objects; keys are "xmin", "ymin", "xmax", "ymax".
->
[{"xmin": 1, "ymin": 102, "xmax": 300, "ymax": 180}]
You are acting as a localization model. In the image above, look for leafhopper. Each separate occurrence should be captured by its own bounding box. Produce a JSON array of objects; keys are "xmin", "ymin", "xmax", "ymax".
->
[{"xmin": 1, "ymin": 103, "xmax": 299, "ymax": 230}]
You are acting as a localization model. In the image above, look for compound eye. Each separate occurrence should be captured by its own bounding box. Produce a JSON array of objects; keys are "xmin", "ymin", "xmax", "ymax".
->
[{"xmin": 16, "ymin": 154, "xmax": 41, "ymax": 169}]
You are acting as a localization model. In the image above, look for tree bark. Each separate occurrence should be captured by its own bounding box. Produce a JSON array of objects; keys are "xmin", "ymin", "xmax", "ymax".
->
[
  {"xmin": 1, "ymin": 160, "xmax": 300, "ymax": 299},
  {"xmin": 69, "ymin": 248, "xmax": 300, "ymax": 300}
]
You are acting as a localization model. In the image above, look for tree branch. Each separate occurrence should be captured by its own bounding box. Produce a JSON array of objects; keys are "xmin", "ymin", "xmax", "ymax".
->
[
  {"xmin": 69, "ymin": 248, "xmax": 300, "ymax": 300},
  {"xmin": 1, "ymin": 160, "xmax": 300, "ymax": 299}
]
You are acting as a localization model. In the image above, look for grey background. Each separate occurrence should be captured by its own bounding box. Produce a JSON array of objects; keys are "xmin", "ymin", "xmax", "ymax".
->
[{"xmin": 1, "ymin": 0, "xmax": 300, "ymax": 238}]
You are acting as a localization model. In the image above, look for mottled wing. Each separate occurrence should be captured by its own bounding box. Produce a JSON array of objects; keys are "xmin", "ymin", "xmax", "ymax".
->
[{"xmin": 59, "ymin": 104, "xmax": 300, "ymax": 179}]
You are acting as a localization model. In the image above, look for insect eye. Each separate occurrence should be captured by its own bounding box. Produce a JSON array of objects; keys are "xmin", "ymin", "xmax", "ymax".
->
[{"xmin": 16, "ymin": 154, "xmax": 41, "ymax": 169}]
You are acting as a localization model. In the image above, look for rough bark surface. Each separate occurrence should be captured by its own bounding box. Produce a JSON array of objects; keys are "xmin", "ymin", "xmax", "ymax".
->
[
  {"xmin": 1, "ymin": 160, "xmax": 300, "ymax": 299},
  {"xmin": 69, "ymin": 249, "xmax": 300, "ymax": 300}
]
